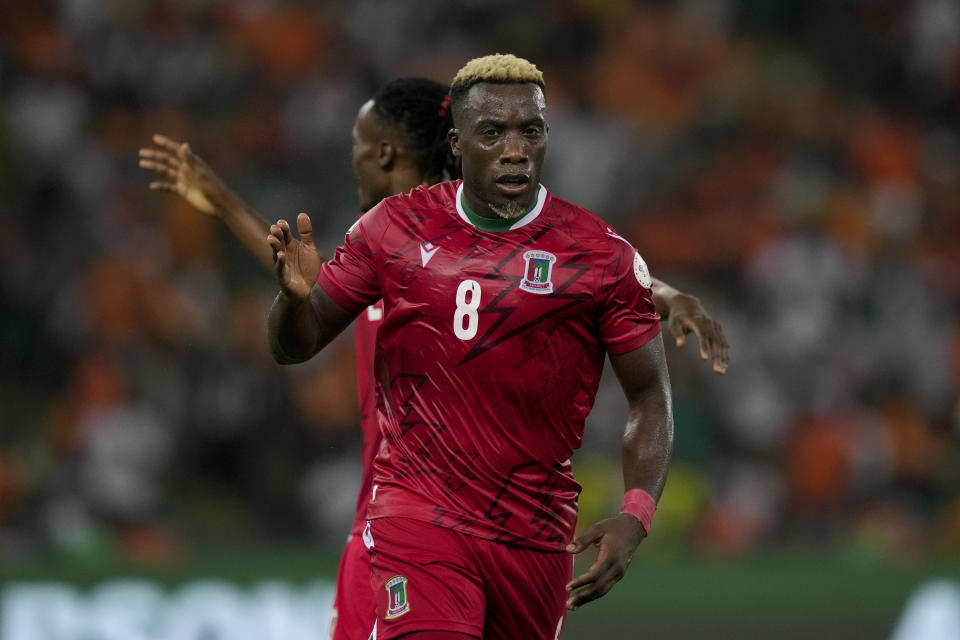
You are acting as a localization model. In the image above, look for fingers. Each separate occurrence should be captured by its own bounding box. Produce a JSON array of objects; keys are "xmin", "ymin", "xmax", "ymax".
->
[
  {"xmin": 152, "ymin": 134, "xmax": 182, "ymax": 152},
  {"xmin": 670, "ymin": 315, "xmax": 730, "ymax": 374},
  {"xmin": 268, "ymin": 219, "xmax": 298, "ymax": 263},
  {"xmin": 269, "ymin": 218, "xmax": 307, "ymax": 250},
  {"xmin": 668, "ymin": 312, "xmax": 688, "ymax": 348},
  {"xmin": 565, "ymin": 546, "xmax": 623, "ymax": 611},
  {"xmin": 149, "ymin": 181, "xmax": 177, "ymax": 192},
  {"xmin": 148, "ymin": 135, "xmax": 193, "ymax": 166},
  {"xmin": 279, "ymin": 219, "xmax": 293, "ymax": 246},
  {"xmin": 565, "ymin": 548, "xmax": 606, "ymax": 592},
  {"xmin": 296, "ymin": 212, "xmax": 315, "ymax": 249},
  {"xmin": 671, "ymin": 316, "xmax": 706, "ymax": 358},
  {"xmin": 139, "ymin": 148, "xmax": 176, "ymax": 163},
  {"xmin": 693, "ymin": 322, "xmax": 709, "ymax": 360},
  {"xmin": 710, "ymin": 322, "xmax": 730, "ymax": 374},
  {"xmin": 268, "ymin": 223, "xmax": 286, "ymax": 270},
  {"xmin": 268, "ymin": 221, "xmax": 290, "ymax": 246},
  {"xmin": 267, "ymin": 227, "xmax": 284, "ymax": 249},
  {"xmin": 138, "ymin": 158, "xmax": 177, "ymax": 179},
  {"xmin": 565, "ymin": 524, "xmax": 602, "ymax": 554},
  {"xmin": 139, "ymin": 146, "xmax": 179, "ymax": 179}
]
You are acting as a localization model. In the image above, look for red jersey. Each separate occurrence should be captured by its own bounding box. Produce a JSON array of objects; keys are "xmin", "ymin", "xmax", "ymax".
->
[
  {"xmin": 318, "ymin": 180, "xmax": 660, "ymax": 551},
  {"xmin": 351, "ymin": 301, "xmax": 383, "ymax": 536}
]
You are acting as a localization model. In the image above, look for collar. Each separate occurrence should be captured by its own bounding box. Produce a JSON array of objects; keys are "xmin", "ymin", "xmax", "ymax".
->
[{"xmin": 455, "ymin": 182, "xmax": 547, "ymax": 232}]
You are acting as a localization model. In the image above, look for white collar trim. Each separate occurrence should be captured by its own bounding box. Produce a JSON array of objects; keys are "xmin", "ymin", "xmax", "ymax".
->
[{"xmin": 455, "ymin": 183, "xmax": 548, "ymax": 231}]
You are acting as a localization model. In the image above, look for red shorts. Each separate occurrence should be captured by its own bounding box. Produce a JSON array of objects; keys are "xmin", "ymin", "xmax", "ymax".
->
[
  {"xmin": 365, "ymin": 517, "xmax": 571, "ymax": 639},
  {"xmin": 332, "ymin": 534, "xmax": 377, "ymax": 640}
]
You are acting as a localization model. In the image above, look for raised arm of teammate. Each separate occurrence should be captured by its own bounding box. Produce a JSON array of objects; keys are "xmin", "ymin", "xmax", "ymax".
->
[
  {"xmin": 564, "ymin": 335, "xmax": 673, "ymax": 611},
  {"xmin": 139, "ymin": 134, "xmax": 278, "ymax": 271},
  {"xmin": 651, "ymin": 278, "xmax": 729, "ymax": 374},
  {"xmin": 266, "ymin": 213, "xmax": 357, "ymax": 364},
  {"xmin": 140, "ymin": 137, "xmax": 728, "ymax": 378}
]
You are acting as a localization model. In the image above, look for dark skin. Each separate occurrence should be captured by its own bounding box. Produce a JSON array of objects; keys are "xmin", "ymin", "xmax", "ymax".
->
[
  {"xmin": 140, "ymin": 114, "xmax": 729, "ymax": 371},
  {"xmin": 447, "ymin": 83, "xmax": 727, "ymax": 370},
  {"xmin": 140, "ymin": 80, "xmax": 705, "ymax": 639},
  {"xmin": 269, "ymin": 81, "xmax": 675, "ymax": 613},
  {"xmin": 566, "ymin": 337, "xmax": 672, "ymax": 610},
  {"xmin": 266, "ymin": 214, "xmax": 356, "ymax": 364},
  {"xmin": 654, "ymin": 282, "xmax": 728, "ymax": 374},
  {"xmin": 139, "ymin": 134, "xmax": 276, "ymax": 270},
  {"xmin": 450, "ymin": 83, "xmax": 548, "ymax": 220},
  {"xmin": 351, "ymin": 99, "xmax": 425, "ymax": 213}
]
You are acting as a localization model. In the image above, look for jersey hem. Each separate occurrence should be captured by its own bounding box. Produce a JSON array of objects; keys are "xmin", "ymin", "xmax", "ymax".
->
[
  {"xmin": 605, "ymin": 323, "xmax": 662, "ymax": 355},
  {"xmin": 365, "ymin": 510, "xmax": 570, "ymax": 553},
  {"xmin": 378, "ymin": 618, "xmax": 481, "ymax": 639},
  {"xmin": 317, "ymin": 270, "xmax": 368, "ymax": 314}
]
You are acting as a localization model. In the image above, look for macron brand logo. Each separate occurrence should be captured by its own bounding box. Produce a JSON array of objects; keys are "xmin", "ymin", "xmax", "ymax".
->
[
  {"xmin": 605, "ymin": 227, "xmax": 632, "ymax": 247},
  {"xmin": 420, "ymin": 242, "xmax": 440, "ymax": 267}
]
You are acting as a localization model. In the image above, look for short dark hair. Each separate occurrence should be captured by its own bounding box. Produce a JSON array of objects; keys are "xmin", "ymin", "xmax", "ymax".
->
[{"xmin": 372, "ymin": 77, "xmax": 459, "ymax": 183}]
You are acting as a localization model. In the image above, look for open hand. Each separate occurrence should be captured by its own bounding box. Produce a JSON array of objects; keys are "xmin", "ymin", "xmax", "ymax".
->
[
  {"xmin": 267, "ymin": 213, "xmax": 322, "ymax": 301},
  {"xmin": 666, "ymin": 293, "xmax": 729, "ymax": 374},
  {"xmin": 139, "ymin": 134, "xmax": 228, "ymax": 216},
  {"xmin": 565, "ymin": 514, "xmax": 646, "ymax": 611}
]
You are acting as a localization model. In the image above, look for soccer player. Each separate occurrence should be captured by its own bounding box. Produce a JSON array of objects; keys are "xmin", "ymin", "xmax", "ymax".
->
[
  {"xmin": 266, "ymin": 54, "xmax": 675, "ymax": 639},
  {"xmin": 142, "ymin": 73, "xmax": 726, "ymax": 639},
  {"xmin": 141, "ymin": 78, "xmax": 458, "ymax": 640}
]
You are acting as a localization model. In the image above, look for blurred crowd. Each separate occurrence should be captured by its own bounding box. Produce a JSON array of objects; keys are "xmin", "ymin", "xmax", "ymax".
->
[{"xmin": 1, "ymin": 0, "xmax": 958, "ymax": 566}]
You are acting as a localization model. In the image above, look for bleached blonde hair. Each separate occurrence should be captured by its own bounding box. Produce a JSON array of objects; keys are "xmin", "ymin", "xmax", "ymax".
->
[
  {"xmin": 450, "ymin": 53, "xmax": 545, "ymax": 96},
  {"xmin": 449, "ymin": 55, "xmax": 545, "ymax": 122}
]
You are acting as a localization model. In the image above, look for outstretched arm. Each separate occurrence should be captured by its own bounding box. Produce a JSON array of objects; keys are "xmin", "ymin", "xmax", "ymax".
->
[
  {"xmin": 650, "ymin": 278, "xmax": 729, "ymax": 374},
  {"xmin": 267, "ymin": 213, "xmax": 357, "ymax": 364},
  {"xmin": 566, "ymin": 336, "xmax": 673, "ymax": 610},
  {"xmin": 139, "ymin": 134, "xmax": 279, "ymax": 271}
]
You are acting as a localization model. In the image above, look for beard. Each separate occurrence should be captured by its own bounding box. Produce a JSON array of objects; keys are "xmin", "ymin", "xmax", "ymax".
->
[{"xmin": 489, "ymin": 199, "xmax": 528, "ymax": 220}]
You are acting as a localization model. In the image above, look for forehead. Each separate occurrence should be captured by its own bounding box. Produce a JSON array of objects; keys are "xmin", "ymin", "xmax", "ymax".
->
[
  {"xmin": 353, "ymin": 99, "xmax": 377, "ymax": 135},
  {"xmin": 460, "ymin": 82, "xmax": 546, "ymax": 123}
]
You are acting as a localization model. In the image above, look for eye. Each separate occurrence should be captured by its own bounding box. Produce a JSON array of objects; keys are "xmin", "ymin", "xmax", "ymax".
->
[{"xmin": 524, "ymin": 126, "xmax": 543, "ymax": 138}]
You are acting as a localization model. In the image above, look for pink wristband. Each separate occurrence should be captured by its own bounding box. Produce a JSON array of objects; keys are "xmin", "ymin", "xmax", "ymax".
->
[{"xmin": 621, "ymin": 489, "xmax": 656, "ymax": 534}]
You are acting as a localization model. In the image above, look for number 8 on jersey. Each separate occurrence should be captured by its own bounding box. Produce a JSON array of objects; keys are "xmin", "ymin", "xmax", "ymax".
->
[{"xmin": 454, "ymin": 279, "xmax": 481, "ymax": 340}]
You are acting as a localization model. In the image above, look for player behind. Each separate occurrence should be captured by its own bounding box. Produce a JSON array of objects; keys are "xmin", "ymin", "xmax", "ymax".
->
[
  {"xmin": 141, "ymin": 77, "xmax": 458, "ymax": 640},
  {"xmin": 142, "ymin": 74, "xmax": 727, "ymax": 640},
  {"xmin": 266, "ymin": 54, "xmax": 678, "ymax": 639}
]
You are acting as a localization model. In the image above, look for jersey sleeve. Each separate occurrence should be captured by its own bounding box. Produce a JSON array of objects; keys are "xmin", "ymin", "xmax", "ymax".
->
[
  {"xmin": 597, "ymin": 243, "xmax": 661, "ymax": 355},
  {"xmin": 316, "ymin": 207, "xmax": 384, "ymax": 313}
]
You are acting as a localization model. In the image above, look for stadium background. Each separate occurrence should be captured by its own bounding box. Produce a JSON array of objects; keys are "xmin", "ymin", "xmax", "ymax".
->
[{"xmin": 2, "ymin": 0, "xmax": 959, "ymax": 637}]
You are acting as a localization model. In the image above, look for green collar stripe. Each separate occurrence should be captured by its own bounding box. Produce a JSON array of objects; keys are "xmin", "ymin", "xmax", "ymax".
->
[{"xmin": 455, "ymin": 183, "xmax": 547, "ymax": 232}]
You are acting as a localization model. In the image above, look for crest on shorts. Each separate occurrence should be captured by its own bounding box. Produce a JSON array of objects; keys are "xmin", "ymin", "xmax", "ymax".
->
[
  {"xmin": 520, "ymin": 250, "xmax": 557, "ymax": 294},
  {"xmin": 385, "ymin": 575, "xmax": 410, "ymax": 619}
]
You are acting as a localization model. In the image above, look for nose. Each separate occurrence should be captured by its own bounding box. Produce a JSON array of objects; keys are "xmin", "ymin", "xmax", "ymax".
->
[{"xmin": 500, "ymin": 131, "xmax": 527, "ymax": 164}]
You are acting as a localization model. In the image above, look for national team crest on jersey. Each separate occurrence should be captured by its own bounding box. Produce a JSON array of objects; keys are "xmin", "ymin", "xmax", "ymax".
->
[
  {"xmin": 520, "ymin": 250, "xmax": 557, "ymax": 294},
  {"xmin": 384, "ymin": 575, "xmax": 410, "ymax": 619}
]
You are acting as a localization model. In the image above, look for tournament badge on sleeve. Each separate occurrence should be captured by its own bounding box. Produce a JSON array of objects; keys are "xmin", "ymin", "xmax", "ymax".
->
[
  {"xmin": 633, "ymin": 251, "xmax": 652, "ymax": 289},
  {"xmin": 520, "ymin": 250, "xmax": 557, "ymax": 294},
  {"xmin": 384, "ymin": 575, "xmax": 411, "ymax": 619}
]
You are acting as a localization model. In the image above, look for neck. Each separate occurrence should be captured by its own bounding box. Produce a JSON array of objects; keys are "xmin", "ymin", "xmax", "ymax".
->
[
  {"xmin": 389, "ymin": 166, "xmax": 427, "ymax": 197},
  {"xmin": 462, "ymin": 185, "xmax": 535, "ymax": 220}
]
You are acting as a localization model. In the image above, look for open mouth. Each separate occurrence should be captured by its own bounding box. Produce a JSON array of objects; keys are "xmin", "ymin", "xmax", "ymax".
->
[{"xmin": 496, "ymin": 174, "xmax": 530, "ymax": 195}]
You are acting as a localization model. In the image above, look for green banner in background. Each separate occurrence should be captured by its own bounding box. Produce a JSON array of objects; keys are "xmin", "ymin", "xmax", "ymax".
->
[
  {"xmin": 2, "ymin": 579, "xmax": 334, "ymax": 640},
  {"xmin": 3, "ymin": 549, "xmax": 959, "ymax": 640}
]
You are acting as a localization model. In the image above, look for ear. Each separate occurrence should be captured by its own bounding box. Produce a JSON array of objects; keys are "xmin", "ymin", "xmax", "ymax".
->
[
  {"xmin": 377, "ymin": 140, "xmax": 395, "ymax": 169},
  {"xmin": 448, "ymin": 128, "xmax": 461, "ymax": 159}
]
